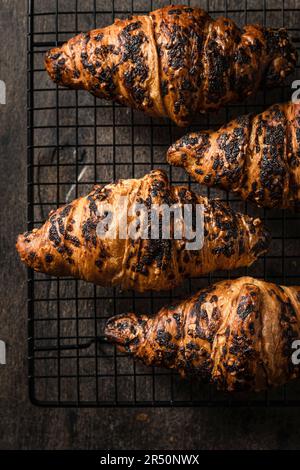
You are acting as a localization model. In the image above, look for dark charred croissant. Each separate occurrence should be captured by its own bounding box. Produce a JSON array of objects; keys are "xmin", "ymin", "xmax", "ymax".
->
[
  {"xmin": 168, "ymin": 102, "xmax": 300, "ymax": 209},
  {"xmin": 16, "ymin": 170, "xmax": 269, "ymax": 292},
  {"xmin": 105, "ymin": 276, "xmax": 300, "ymax": 391},
  {"xmin": 45, "ymin": 5, "xmax": 297, "ymax": 126}
]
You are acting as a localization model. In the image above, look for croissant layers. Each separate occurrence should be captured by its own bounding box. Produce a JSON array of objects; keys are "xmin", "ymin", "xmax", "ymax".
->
[
  {"xmin": 45, "ymin": 5, "xmax": 297, "ymax": 126},
  {"xmin": 106, "ymin": 277, "xmax": 300, "ymax": 391},
  {"xmin": 168, "ymin": 101, "xmax": 300, "ymax": 209},
  {"xmin": 16, "ymin": 170, "xmax": 270, "ymax": 292}
]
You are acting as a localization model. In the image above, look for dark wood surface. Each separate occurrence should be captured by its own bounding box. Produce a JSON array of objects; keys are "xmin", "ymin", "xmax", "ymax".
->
[{"xmin": 1, "ymin": 0, "xmax": 300, "ymax": 450}]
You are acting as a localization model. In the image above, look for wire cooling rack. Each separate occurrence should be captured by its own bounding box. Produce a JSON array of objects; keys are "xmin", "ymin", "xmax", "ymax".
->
[{"xmin": 27, "ymin": 0, "xmax": 300, "ymax": 406}]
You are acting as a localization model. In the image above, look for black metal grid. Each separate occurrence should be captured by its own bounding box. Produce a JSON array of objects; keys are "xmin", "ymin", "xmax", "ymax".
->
[{"xmin": 27, "ymin": 0, "xmax": 300, "ymax": 406}]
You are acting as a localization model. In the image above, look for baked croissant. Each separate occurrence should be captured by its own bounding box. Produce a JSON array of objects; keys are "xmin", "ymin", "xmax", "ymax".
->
[
  {"xmin": 168, "ymin": 101, "xmax": 300, "ymax": 209},
  {"xmin": 45, "ymin": 5, "xmax": 297, "ymax": 127},
  {"xmin": 16, "ymin": 170, "xmax": 269, "ymax": 292},
  {"xmin": 105, "ymin": 276, "xmax": 300, "ymax": 391}
]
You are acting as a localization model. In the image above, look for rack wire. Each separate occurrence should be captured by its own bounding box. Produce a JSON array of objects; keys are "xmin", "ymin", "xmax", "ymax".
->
[{"xmin": 27, "ymin": 0, "xmax": 300, "ymax": 406}]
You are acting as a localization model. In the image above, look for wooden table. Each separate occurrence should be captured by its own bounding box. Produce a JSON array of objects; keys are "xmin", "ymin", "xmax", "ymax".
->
[{"xmin": 1, "ymin": 0, "xmax": 300, "ymax": 450}]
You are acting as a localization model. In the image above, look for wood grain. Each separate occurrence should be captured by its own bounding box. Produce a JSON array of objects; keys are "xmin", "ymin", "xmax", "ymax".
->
[{"xmin": 1, "ymin": 0, "xmax": 300, "ymax": 450}]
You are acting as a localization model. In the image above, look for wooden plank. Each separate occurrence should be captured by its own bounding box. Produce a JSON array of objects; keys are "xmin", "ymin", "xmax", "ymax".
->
[{"xmin": 1, "ymin": 0, "xmax": 300, "ymax": 450}]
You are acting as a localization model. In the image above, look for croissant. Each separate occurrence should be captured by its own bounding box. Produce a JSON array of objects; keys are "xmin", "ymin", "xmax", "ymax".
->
[
  {"xmin": 45, "ymin": 5, "xmax": 297, "ymax": 127},
  {"xmin": 105, "ymin": 276, "xmax": 300, "ymax": 391},
  {"xmin": 16, "ymin": 170, "xmax": 269, "ymax": 292},
  {"xmin": 168, "ymin": 102, "xmax": 300, "ymax": 209}
]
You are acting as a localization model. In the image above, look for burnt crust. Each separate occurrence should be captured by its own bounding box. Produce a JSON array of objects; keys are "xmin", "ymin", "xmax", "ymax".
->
[
  {"xmin": 167, "ymin": 101, "xmax": 300, "ymax": 209},
  {"xmin": 105, "ymin": 277, "xmax": 300, "ymax": 391},
  {"xmin": 45, "ymin": 5, "xmax": 297, "ymax": 127},
  {"xmin": 16, "ymin": 170, "xmax": 269, "ymax": 292}
]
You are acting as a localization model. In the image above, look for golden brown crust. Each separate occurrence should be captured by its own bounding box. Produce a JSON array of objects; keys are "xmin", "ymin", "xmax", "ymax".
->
[
  {"xmin": 16, "ymin": 170, "xmax": 269, "ymax": 292},
  {"xmin": 105, "ymin": 276, "xmax": 300, "ymax": 391},
  {"xmin": 45, "ymin": 5, "xmax": 297, "ymax": 126},
  {"xmin": 167, "ymin": 102, "xmax": 300, "ymax": 209}
]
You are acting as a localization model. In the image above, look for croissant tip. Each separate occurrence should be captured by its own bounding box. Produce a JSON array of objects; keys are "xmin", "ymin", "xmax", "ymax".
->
[
  {"xmin": 44, "ymin": 46, "xmax": 68, "ymax": 85},
  {"xmin": 166, "ymin": 147, "xmax": 183, "ymax": 167},
  {"xmin": 16, "ymin": 233, "xmax": 29, "ymax": 264},
  {"xmin": 148, "ymin": 168, "xmax": 168, "ymax": 180},
  {"xmin": 16, "ymin": 229, "xmax": 43, "ymax": 270},
  {"xmin": 105, "ymin": 313, "xmax": 142, "ymax": 348}
]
